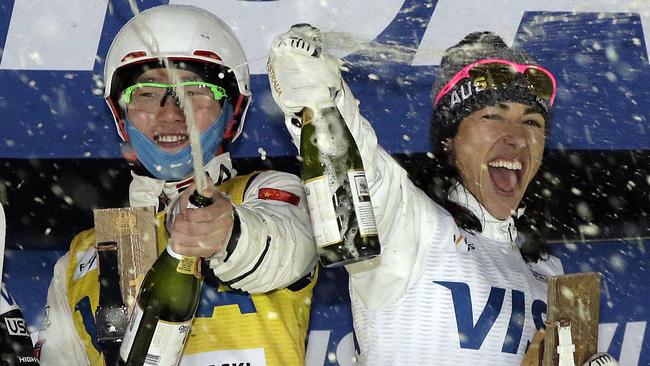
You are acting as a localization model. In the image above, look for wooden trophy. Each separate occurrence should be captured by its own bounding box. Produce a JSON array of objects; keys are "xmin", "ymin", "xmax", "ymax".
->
[
  {"xmin": 93, "ymin": 206, "xmax": 159, "ymax": 313},
  {"xmin": 543, "ymin": 272, "xmax": 601, "ymax": 366}
]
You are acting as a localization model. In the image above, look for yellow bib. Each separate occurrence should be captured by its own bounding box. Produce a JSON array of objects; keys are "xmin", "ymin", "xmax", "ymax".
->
[{"xmin": 66, "ymin": 173, "xmax": 315, "ymax": 365}]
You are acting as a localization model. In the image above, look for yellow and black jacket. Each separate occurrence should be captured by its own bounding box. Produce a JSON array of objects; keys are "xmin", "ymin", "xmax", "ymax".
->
[{"xmin": 39, "ymin": 167, "xmax": 317, "ymax": 366}]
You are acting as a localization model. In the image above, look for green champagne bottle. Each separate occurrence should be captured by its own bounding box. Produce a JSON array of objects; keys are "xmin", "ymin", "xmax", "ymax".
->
[
  {"xmin": 300, "ymin": 104, "xmax": 381, "ymax": 267},
  {"xmin": 119, "ymin": 192, "xmax": 209, "ymax": 365},
  {"xmin": 118, "ymin": 245, "xmax": 202, "ymax": 365}
]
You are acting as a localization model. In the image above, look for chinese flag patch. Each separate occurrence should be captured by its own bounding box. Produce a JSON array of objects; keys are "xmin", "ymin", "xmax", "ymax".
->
[{"xmin": 258, "ymin": 188, "xmax": 301, "ymax": 206}]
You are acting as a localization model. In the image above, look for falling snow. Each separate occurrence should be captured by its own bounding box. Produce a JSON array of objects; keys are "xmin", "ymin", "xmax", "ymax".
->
[{"xmin": 0, "ymin": 2, "xmax": 648, "ymax": 364}]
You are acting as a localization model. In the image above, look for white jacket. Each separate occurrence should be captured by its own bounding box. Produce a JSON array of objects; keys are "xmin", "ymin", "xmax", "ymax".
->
[
  {"xmin": 332, "ymin": 82, "xmax": 563, "ymax": 365},
  {"xmin": 37, "ymin": 153, "xmax": 317, "ymax": 365}
]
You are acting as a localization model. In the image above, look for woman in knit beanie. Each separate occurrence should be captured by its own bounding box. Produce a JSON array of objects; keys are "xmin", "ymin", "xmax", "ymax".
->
[
  {"xmin": 267, "ymin": 27, "xmax": 610, "ymax": 364},
  {"xmin": 430, "ymin": 31, "xmax": 554, "ymax": 263}
]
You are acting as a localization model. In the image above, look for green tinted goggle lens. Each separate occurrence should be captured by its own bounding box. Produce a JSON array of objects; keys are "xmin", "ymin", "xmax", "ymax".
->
[{"xmin": 120, "ymin": 81, "xmax": 228, "ymax": 105}]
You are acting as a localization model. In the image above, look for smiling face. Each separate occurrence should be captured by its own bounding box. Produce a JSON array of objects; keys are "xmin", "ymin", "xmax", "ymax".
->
[
  {"xmin": 448, "ymin": 102, "xmax": 546, "ymax": 219},
  {"xmin": 125, "ymin": 68, "xmax": 223, "ymax": 153}
]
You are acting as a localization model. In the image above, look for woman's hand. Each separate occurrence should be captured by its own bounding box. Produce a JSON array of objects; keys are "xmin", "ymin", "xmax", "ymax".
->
[{"xmin": 520, "ymin": 329, "xmax": 545, "ymax": 366}]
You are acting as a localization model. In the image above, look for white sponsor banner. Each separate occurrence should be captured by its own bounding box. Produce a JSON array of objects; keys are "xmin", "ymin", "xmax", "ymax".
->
[
  {"xmin": 179, "ymin": 347, "xmax": 266, "ymax": 366},
  {"xmin": 598, "ymin": 321, "xmax": 646, "ymax": 366},
  {"xmin": 2, "ymin": 0, "xmax": 648, "ymax": 73},
  {"xmin": 1, "ymin": 0, "xmax": 109, "ymax": 70},
  {"xmin": 306, "ymin": 330, "xmax": 356, "ymax": 366},
  {"xmin": 305, "ymin": 325, "xmax": 647, "ymax": 366},
  {"xmin": 415, "ymin": 0, "xmax": 650, "ymax": 65}
]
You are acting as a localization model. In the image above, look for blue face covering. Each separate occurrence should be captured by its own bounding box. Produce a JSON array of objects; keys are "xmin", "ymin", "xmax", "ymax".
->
[{"xmin": 126, "ymin": 102, "xmax": 233, "ymax": 181}]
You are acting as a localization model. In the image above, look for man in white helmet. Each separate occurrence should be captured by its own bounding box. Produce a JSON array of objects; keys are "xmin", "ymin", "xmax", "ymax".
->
[{"xmin": 37, "ymin": 5, "xmax": 317, "ymax": 366}]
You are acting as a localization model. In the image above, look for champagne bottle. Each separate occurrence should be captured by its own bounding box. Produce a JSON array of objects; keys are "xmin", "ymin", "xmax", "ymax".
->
[
  {"xmin": 0, "ymin": 285, "xmax": 39, "ymax": 366},
  {"xmin": 300, "ymin": 104, "xmax": 381, "ymax": 267},
  {"xmin": 119, "ymin": 192, "xmax": 209, "ymax": 366}
]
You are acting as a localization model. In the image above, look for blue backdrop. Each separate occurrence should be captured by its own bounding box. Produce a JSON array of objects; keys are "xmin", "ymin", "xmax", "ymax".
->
[
  {"xmin": 0, "ymin": 0, "xmax": 648, "ymax": 159},
  {"xmin": 4, "ymin": 240, "xmax": 648, "ymax": 366},
  {"xmin": 1, "ymin": 0, "xmax": 648, "ymax": 365}
]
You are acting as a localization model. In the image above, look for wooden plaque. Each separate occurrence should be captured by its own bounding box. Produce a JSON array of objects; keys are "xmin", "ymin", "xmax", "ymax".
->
[
  {"xmin": 93, "ymin": 206, "xmax": 158, "ymax": 313},
  {"xmin": 543, "ymin": 272, "xmax": 601, "ymax": 366}
]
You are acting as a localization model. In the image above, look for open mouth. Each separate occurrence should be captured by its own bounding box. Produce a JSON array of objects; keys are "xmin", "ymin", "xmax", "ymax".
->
[
  {"xmin": 487, "ymin": 158, "xmax": 525, "ymax": 195},
  {"xmin": 154, "ymin": 134, "xmax": 188, "ymax": 149}
]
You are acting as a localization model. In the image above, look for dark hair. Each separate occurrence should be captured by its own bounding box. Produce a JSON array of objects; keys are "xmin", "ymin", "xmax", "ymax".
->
[{"xmin": 429, "ymin": 117, "xmax": 481, "ymax": 233}]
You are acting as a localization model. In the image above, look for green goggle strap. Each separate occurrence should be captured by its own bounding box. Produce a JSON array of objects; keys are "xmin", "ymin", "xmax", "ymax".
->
[{"xmin": 120, "ymin": 81, "xmax": 228, "ymax": 105}]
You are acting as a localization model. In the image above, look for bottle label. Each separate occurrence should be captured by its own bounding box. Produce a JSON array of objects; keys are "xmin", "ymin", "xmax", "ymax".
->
[
  {"xmin": 176, "ymin": 256, "xmax": 199, "ymax": 276},
  {"xmin": 120, "ymin": 302, "xmax": 144, "ymax": 361},
  {"xmin": 304, "ymin": 176, "xmax": 342, "ymax": 247},
  {"xmin": 348, "ymin": 170, "xmax": 378, "ymax": 236},
  {"xmin": 119, "ymin": 303, "xmax": 192, "ymax": 365},
  {"xmin": 166, "ymin": 245, "xmax": 199, "ymax": 276},
  {"xmin": 142, "ymin": 318, "xmax": 192, "ymax": 365}
]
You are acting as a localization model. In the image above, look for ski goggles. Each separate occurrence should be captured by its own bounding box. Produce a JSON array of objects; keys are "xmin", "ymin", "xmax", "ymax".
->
[
  {"xmin": 120, "ymin": 81, "xmax": 228, "ymax": 113},
  {"xmin": 434, "ymin": 59, "xmax": 557, "ymax": 107}
]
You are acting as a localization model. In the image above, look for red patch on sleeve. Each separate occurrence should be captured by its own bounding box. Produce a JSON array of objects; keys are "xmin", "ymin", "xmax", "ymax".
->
[{"xmin": 258, "ymin": 188, "xmax": 301, "ymax": 206}]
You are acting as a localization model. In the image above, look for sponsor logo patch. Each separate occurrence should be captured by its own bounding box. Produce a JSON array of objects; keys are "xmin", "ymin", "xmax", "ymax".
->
[
  {"xmin": 74, "ymin": 248, "xmax": 98, "ymax": 280},
  {"xmin": 453, "ymin": 234, "xmax": 476, "ymax": 252},
  {"xmin": 258, "ymin": 188, "xmax": 301, "ymax": 206},
  {"xmin": 530, "ymin": 270, "xmax": 547, "ymax": 282},
  {"xmin": 4, "ymin": 317, "xmax": 29, "ymax": 337}
]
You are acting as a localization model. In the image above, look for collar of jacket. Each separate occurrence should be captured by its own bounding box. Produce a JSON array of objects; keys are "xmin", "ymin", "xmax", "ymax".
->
[
  {"xmin": 128, "ymin": 152, "xmax": 236, "ymax": 211},
  {"xmin": 447, "ymin": 182, "xmax": 522, "ymax": 244}
]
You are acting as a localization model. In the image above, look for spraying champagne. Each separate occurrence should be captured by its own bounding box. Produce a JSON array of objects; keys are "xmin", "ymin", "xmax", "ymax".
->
[
  {"xmin": 300, "ymin": 104, "xmax": 381, "ymax": 267},
  {"xmin": 120, "ymin": 56, "xmax": 214, "ymax": 365}
]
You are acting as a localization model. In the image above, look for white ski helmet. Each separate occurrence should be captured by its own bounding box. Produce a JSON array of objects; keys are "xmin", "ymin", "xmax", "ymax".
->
[{"xmin": 103, "ymin": 4, "xmax": 251, "ymax": 144}]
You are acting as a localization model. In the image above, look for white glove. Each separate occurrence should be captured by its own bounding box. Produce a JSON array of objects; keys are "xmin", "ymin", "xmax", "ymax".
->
[
  {"xmin": 267, "ymin": 24, "xmax": 343, "ymax": 148},
  {"xmin": 583, "ymin": 352, "xmax": 618, "ymax": 366}
]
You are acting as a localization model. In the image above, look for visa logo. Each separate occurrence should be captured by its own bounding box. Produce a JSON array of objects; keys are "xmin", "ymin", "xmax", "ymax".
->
[{"xmin": 434, "ymin": 281, "xmax": 545, "ymax": 354}]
